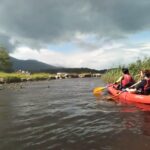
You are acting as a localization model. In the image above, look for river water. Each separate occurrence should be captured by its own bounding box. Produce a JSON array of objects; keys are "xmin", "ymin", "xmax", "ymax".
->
[{"xmin": 0, "ymin": 78, "xmax": 150, "ymax": 150}]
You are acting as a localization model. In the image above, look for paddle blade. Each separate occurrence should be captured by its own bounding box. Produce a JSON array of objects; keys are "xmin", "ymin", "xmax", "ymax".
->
[{"xmin": 93, "ymin": 87, "xmax": 106, "ymax": 95}]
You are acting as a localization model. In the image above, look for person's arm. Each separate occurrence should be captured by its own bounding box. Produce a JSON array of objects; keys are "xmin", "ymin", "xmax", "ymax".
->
[
  {"xmin": 135, "ymin": 80, "xmax": 146, "ymax": 90},
  {"xmin": 115, "ymin": 76, "xmax": 123, "ymax": 83},
  {"xmin": 126, "ymin": 80, "xmax": 144, "ymax": 93},
  {"xmin": 130, "ymin": 80, "xmax": 141, "ymax": 88}
]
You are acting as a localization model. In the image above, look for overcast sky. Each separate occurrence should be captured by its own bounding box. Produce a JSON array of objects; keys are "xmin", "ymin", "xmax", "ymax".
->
[{"xmin": 0, "ymin": 0, "xmax": 150, "ymax": 70}]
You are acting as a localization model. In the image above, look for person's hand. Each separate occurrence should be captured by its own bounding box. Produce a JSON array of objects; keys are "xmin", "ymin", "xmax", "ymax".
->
[{"xmin": 125, "ymin": 88, "xmax": 129, "ymax": 91}]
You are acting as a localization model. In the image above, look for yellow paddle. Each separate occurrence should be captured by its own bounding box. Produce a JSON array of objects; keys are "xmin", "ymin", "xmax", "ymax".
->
[
  {"xmin": 93, "ymin": 86, "xmax": 107, "ymax": 95},
  {"xmin": 93, "ymin": 84, "xmax": 114, "ymax": 95}
]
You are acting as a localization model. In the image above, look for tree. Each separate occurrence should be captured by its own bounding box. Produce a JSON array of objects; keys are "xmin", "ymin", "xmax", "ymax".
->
[{"xmin": 0, "ymin": 46, "xmax": 12, "ymax": 72}]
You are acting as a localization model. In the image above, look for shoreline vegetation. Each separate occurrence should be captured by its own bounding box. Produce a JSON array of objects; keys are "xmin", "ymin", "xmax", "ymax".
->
[
  {"xmin": 102, "ymin": 57, "xmax": 150, "ymax": 83},
  {"xmin": 0, "ymin": 72, "xmax": 101, "ymax": 84}
]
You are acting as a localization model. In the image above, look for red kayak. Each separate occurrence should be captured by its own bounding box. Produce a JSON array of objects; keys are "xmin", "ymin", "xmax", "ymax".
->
[{"xmin": 108, "ymin": 84, "xmax": 150, "ymax": 104}]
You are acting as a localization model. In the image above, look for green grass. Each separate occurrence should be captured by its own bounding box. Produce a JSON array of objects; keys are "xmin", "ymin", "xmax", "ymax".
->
[
  {"xmin": 102, "ymin": 57, "xmax": 150, "ymax": 83},
  {"xmin": 0, "ymin": 72, "xmax": 55, "ymax": 83}
]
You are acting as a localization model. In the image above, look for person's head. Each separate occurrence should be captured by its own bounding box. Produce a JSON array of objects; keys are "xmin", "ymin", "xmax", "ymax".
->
[
  {"xmin": 122, "ymin": 68, "xmax": 129, "ymax": 74},
  {"xmin": 143, "ymin": 70, "xmax": 150, "ymax": 78}
]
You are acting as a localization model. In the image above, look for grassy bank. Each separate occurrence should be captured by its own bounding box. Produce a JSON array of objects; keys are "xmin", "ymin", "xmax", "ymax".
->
[
  {"xmin": 102, "ymin": 57, "xmax": 150, "ymax": 83},
  {"xmin": 0, "ymin": 72, "xmax": 56, "ymax": 83},
  {"xmin": 0, "ymin": 72, "xmax": 97, "ymax": 83}
]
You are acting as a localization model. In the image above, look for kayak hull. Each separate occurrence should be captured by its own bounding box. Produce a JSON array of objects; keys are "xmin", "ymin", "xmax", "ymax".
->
[{"xmin": 108, "ymin": 85, "xmax": 150, "ymax": 104}]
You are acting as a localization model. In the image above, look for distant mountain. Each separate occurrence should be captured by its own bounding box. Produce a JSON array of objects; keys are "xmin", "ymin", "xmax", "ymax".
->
[
  {"xmin": 10, "ymin": 57, "xmax": 57, "ymax": 72},
  {"xmin": 10, "ymin": 57, "xmax": 105, "ymax": 73}
]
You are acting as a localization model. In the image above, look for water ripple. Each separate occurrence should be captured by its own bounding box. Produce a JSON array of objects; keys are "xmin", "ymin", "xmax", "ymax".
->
[{"xmin": 0, "ymin": 78, "xmax": 150, "ymax": 150}]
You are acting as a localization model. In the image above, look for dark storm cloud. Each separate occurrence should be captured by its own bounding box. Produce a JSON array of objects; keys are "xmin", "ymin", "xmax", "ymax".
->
[
  {"xmin": 0, "ymin": 34, "xmax": 17, "ymax": 52},
  {"xmin": 0, "ymin": 0, "xmax": 150, "ymax": 51}
]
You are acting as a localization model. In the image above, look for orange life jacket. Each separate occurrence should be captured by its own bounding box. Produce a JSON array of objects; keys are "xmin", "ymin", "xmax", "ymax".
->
[{"xmin": 121, "ymin": 74, "xmax": 134, "ymax": 87}]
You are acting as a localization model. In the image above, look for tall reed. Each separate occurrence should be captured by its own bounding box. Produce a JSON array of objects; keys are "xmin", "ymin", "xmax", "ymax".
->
[{"xmin": 102, "ymin": 57, "xmax": 150, "ymax": 83}]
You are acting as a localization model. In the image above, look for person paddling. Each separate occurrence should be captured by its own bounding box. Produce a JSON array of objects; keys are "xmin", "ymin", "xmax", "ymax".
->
[
  {"xmin": 126, "ymin": 70, "xmax": 150, "ymax": 95},
  {"xmin": 115, "ymin": 68, "xmax": 135, "ymax": 90}
]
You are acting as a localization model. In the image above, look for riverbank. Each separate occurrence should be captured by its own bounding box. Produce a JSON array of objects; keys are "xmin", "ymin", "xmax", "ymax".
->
[{"xmin": 0, "ymin": 72, "xmax": 101, "ymax": 84}]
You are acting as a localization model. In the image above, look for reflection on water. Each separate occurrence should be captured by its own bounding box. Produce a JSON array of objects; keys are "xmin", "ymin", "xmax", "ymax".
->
[
  {"xmin": 0, "ymin": 78, "xmax": 150, "ymax": 150},
  {"xmin": 141, "ymin": 111, "xmax": 150, "ymax": 136}
]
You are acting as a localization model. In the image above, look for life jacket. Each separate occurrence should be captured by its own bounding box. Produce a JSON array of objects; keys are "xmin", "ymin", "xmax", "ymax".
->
[
  {"xmin": 144, "ymin": 78, "xmax": 150, "ymax": 94},
  {"xmin": 121, "ymin": 74, "xmax": 134, "ymax": 87}
]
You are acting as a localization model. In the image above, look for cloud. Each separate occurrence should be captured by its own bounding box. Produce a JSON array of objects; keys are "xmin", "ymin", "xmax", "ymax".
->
[
  {"xmin": 0, "ymin": 0, "xmax": 150, "ymax": 50},
  {"xmin": 0, "ymin": 0, "xmax": 150, "ymax": 69},
  {"xmin": 0, "ymin": 34, "xmax": 17, "ymax": 52},
  {"xmin": 10, "ymin": 41, "xmax": 150, "ymax": 70}
]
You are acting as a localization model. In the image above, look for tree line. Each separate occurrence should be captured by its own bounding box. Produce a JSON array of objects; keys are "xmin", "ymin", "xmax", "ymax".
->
[{"xmin": 0, "ymin": 46, "xmax": 12, "ymax": 72}]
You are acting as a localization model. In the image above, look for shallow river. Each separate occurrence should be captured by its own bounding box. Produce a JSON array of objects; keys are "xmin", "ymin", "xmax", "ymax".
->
[{"xmin": 0, "ymin": 78, "xmax": 150, "ymax": 150}]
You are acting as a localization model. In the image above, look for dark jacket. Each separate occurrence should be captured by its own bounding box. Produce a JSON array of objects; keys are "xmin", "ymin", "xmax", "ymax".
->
[{"xmin": 136, "ymin": 79, "xmax": 150, "ymax": 95}]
